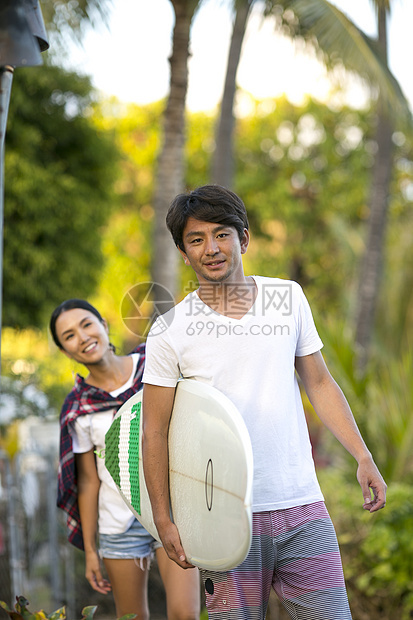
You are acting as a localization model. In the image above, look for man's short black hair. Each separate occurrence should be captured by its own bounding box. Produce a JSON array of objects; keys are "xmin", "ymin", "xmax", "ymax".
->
[{"xmin": 166, "ymin": 185, "xmax": 249, "ymax": 252}]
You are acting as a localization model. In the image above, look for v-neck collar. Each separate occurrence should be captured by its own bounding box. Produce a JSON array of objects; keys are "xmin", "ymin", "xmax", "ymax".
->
[{"xmin": 193, "ymin": 275, "xmax": 259, "ymax": 324}]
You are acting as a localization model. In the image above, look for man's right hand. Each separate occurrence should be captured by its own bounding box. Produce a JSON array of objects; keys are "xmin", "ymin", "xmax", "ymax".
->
[{"xmin": 158, "ymin": 521, "xmax": 195, "ymax": 569}]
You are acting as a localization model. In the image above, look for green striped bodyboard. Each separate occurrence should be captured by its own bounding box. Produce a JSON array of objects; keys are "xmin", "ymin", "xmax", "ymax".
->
[{"xmin": 105, "ymin": 400, "xmax": 142, "ymax": 515}]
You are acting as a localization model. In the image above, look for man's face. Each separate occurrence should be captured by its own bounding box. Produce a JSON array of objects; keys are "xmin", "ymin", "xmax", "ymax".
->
[{"xmin": 179, "ymin": 216, "xmax": 249, "ymax": 285}]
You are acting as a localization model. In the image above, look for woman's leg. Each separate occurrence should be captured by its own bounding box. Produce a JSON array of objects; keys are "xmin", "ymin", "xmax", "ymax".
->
[
  {"xmin": 103, "ymin": 557, "xmax": 150, "ymax": 620},
  {"xmin": 156, "ymin": 547, "xmax": 201, "ymax": 620}
]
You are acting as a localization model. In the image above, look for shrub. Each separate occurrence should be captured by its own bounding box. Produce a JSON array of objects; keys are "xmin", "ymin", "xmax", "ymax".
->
[
  {"xmin": 0, "ymin": 596, "xmax": 136, "ymax": 620},
  {"xmin": 320, "ymin": 469, "xmax": 413, "ymax": 620}
]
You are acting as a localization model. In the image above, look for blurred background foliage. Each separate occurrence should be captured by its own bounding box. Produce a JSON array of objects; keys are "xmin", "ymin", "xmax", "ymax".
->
[
  {"xmin": 1, "ymin": 44, "xmax": 413, "ymax": 620},
  {"xmin": 2, "ymin": 59, "xmax": 413, "ymax": 475},
  {"xmin": 318, "ymin": 470, "xmax": 413, "ymax": 620},
  {"xmin": 3, "ymin": 65, "xmax": 121, "ymax": 329}
]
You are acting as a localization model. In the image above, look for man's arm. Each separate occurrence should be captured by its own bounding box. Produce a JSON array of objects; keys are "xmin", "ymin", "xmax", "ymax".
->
[
  {"xmin": 142, "ymin": 383, "xmax": 194, "ymax": 568},
  {"xmin": 295, "ymin": 351, "xmax": 387, "ymax": 512}
]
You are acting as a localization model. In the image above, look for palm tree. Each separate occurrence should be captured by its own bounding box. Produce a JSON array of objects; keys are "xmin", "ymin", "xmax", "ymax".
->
[
  {"xmin": 277, "ymin": 0, "xmax": 409, "ymax": 374},
  {"xmin": 354, "ymin": 0, "xmax": 395, "ymax": 374},
  {"xmin": 211, "ymin": 0, "xmax": 254, "ymax": 186},
  {"xmin": 212, "ymin": 0, "xmax": 409, "ymax": 374},
  {"xmin": 151, "ymin": 0, "xmax": 201, "ymax": 306},
  {"xmin": 39, "ymin": 0, "xmax": 200, "ymax": 310},
  {"xmin": 212, "ymin": 0, "xmax": 408, "ymax": 190}
]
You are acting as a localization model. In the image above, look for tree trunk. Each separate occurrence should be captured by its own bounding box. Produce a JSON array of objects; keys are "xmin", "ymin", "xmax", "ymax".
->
[
  {"xmin": 355, "ymin": 5, "xmax": 394, "ymax": 375},
  {"xmin": 211, "ymin": 0, "xmax": 253, "ymax": 187},
  {"xmin": 151, "ymin": 0, "xmax": 198, "ymax": 307}
]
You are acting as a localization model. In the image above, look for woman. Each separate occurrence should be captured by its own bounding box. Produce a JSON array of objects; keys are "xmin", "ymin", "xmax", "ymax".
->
[{"xmin": 52, "ymin": 299, "xmax": 200, "ymax": 620}]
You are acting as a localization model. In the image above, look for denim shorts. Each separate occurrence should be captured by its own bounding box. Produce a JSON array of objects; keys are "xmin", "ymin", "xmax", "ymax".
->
[{"xmin": 99, "ymin": 518, "xmax": 162, "ymax": 561}]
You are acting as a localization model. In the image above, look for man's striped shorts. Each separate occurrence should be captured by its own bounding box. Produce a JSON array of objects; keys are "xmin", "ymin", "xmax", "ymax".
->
[{"xmin": 200, "ymin": 501, "xmax": 352, "ymax": 619}]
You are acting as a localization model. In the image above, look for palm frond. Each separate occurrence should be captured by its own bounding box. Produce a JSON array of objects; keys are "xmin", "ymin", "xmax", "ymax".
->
[
  {"xmin": 278, "ymin": 0, "xmax": 410, "ymax": 119},
  {"xmin": 41, "ymin": 0, "xmax": 113, "ymax": 41}
]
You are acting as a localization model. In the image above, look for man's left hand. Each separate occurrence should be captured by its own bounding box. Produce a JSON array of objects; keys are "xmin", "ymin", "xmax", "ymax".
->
[{"xmin": 357, "ymin": 457, "xmax": 387, "ymax": 512}]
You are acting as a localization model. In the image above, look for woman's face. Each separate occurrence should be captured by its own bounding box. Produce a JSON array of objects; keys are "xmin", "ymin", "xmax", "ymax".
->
[{"xmin": 54, "ymin": 308, "xmax": 110, "ymax": 365}]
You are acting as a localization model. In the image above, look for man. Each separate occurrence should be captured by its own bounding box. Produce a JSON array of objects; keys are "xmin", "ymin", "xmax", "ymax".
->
[{"xmin": 142, "ymin": 185, "xmax": 386, "ymax": 620}]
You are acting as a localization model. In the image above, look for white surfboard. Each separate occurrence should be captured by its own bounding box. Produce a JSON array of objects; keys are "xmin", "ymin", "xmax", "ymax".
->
[{"xmin": 104, "ymin": 379, "xmax": 253, "ymax": 571}]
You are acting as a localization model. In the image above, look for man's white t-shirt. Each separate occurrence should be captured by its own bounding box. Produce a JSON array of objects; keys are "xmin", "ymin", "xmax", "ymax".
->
[
  {"xmin": 143, "ymin": 276, "xmax": 324, "ymax": 512},
  {"xmin": 72, "ymin": 354, "xmax": 140, "ymax": 534}
]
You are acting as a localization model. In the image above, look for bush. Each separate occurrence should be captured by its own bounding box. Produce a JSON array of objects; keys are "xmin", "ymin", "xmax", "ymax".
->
[
  {"xmin": 320, "ymin": 469, "xmax": 413, "ymax": 620},
  {"xmin": 0, "ymin": 596, "xmax": 136, "ymax": 620}
]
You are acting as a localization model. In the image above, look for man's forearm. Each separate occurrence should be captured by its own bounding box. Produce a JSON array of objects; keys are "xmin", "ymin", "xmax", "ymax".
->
[
  {"xmin": 295, "ymin": 352, "xmax": 386, "ymax": 511},
  {"xmin": 308, "ymin": 375, "xmax": 371, "ymax": 462},
  {"xmin": 142, "ymin": 383, "xmax": 195, "ymax": 566},
  {"xmin": 296, "ymin": 352, "xmax": 370, "ymax": 461},
  {"xmin": 142, "ymin": 429, "xmax": 172, "ymax": 530}
]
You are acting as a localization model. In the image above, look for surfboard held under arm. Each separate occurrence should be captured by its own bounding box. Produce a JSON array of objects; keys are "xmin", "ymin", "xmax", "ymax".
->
[{"xmin": 104, "ymin": 379, "xmax": 253, "ymax": 571}]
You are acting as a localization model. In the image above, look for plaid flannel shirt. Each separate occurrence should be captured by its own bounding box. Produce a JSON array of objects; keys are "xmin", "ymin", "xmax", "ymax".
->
[{"xmin": 57, "ymin": 343, "xmax": 145, "ymax": 550}]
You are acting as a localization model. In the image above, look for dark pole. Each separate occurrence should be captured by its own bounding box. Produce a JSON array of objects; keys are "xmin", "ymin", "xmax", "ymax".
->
[
  {"xmin": 0, "ymin": 0, "xmax": 48, "ymax": 373},
  {"xmin": 0, "ymin": 65, "xmax": 14, "ymax": 370}
]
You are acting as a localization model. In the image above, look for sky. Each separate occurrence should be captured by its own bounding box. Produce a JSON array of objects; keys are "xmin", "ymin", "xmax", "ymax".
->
[{"xmin": 65, "ymin": 0, "xmax": 412, "ymax": 114}]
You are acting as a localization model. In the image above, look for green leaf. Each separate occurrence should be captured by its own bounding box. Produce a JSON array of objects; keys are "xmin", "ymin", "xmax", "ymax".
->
[
  {"xmin": 0, "ymin": 600, "xmax": 24, "ymax": 619},
  {"xmin": 81, "ymin": 606, "xmax": 98, "ymax": 620},
  {"xmin": 48, "ymin": 608, "xmax": 67, "ymax": 620}
]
